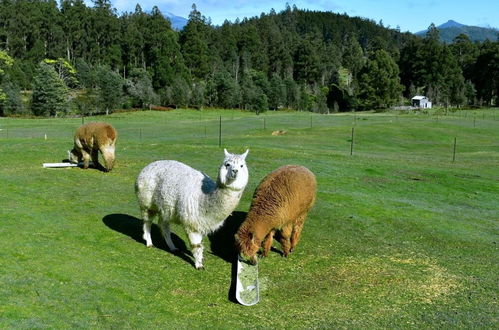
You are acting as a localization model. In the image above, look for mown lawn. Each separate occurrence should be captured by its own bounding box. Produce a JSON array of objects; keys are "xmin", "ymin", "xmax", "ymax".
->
[{"xmin": 0, "ymin": 109, "xmax": 498, "ymax": 328}]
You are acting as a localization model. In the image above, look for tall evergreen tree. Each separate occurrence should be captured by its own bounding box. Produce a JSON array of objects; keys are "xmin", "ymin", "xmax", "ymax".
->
[
  {"xmin": 180, "ymin": 4, "xmax": 210, "ymax": 80},
  {"xmin": 357, "ymin": 50, "xmax": 402, "ymax": 110},
  {"xmin": 60, "ymin": 0, "xmax": 92, "ymax": 62},
  {"xmin": 95, "ymin": 65, "xmax": 123, "ymax": 114},
  {"xmin": 0, "ymin": 75, "xmax": 24, "ymax": 115},
  {"xmin": 473, "ymin": 41, "xmax": 499, "ymax": 105},
  {"xmin": 144, "ymin": 6, "xmax": 187, "ymax": 89},
  {"xmin": 31, "ymin": 61, "xmax": 68, "ymax": 116}
]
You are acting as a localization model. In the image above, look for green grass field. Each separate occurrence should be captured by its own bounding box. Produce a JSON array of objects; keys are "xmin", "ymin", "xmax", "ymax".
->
[{"xmin": 1, "ymin": 109, "xmax": 498, "ymax": 328}]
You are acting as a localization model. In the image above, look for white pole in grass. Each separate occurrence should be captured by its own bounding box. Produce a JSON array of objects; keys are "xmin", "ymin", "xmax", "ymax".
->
[
  {"xmin": 452, "ymin": 137, "xmax": 457, "ymax": 163},
  {"xmin": 43, "ymin": 163, "xmax": 78, "ymax": 168},
  {"xmin": 219, "ymin": 116, "xmax": 222, "ymax": 148},
  {"xmin": 350, "ymin": 127, "xmax": 355, "ymax": 156}
]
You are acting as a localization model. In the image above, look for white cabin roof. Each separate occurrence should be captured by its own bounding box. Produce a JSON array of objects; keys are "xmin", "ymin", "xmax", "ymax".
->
[{"xmin": 412, "ymin": 95, "xmax": 428, "ymax": 100}]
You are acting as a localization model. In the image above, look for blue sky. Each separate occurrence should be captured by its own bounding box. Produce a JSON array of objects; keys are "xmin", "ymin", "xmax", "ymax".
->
[{"xmin": 86, "ymin": 0, "xmax": 499, "ymax": 33}]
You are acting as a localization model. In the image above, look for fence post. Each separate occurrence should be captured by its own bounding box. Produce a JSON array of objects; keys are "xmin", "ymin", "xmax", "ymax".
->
[
  {"xmin": 219, "ymin": 116, "xmax": 222, "ymax": 148},
  {"xmin": 452, "ymin": 137, "xmax": 457, "ymax": 162},
  {"xmin": 139, "ymin": 128, "xmax": 142, "ymax": 142},
  {"xmin": 81, "ymin": 115, "xmax": 84, "ymax": 124},
  {"xmin": 350, "ymin": 127, "xmax": 355, "ymax": 156},
  {"xmin": 310, "ymin": 115, "xmax": 313, "ymax": 128}
]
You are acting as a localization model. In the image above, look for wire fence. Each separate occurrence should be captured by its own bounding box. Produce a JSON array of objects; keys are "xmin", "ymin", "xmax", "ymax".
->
[{"xmin": 1, "ymin": 109, "xmax": 498, "ymax": 164}]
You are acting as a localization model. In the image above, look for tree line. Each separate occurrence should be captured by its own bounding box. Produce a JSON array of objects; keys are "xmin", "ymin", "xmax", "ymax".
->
[{"xmin": 0, "ymin": 0, "xmax": 497, "ymax": 117}]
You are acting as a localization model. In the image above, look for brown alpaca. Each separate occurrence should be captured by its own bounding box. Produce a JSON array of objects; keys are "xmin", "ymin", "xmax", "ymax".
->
[
  {"xmin": 69, "ymin": 122, "xmax": 117, "ymax": 171},
  {"xmin": 235, "ymin": 165, "xmax": 316, "ymax": 265}
]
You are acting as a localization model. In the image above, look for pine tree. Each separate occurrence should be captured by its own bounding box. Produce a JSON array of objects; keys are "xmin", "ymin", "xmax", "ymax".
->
[
  {"xmin": 180, "ymin": 4, "xmax": 210, "ymax": 80},
  {"xmin": 293, "ymin": 35, "xmax": 322, "ymax": 84},
  {"xmin": 268, "ymin": 74, "xmax": 286, "ymax": 110},
  {"xmin": 357, "ymin": 50, "xmax": 402, "ymax": 110},
  {"xmin": 31, "ymin": 61, "xmax": 69, "ymax": 116},
  {"xmin": 207, "ymin": 68, "xmax": 240, "ymax": 109},
  {"xmin": 0, "ymin": 75, "xmax": 24, "ymax": 115},
  {"xmin": 473, "ymin": 41, "xmax": 499, "ymax": 105},
  {"xmin": 144, "ymin": 6, "xmax": 187, "ymax": 89},
  {"xmin": 95, "ymin": 65, "xmax": 123, "ymax": 114},
  {"xmin": 60, "ymin": 0, "xmax": 91, "ymax": 62}
]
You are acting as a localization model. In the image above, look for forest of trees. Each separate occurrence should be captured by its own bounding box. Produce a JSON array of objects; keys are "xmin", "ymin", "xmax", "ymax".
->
[{"xmin": 0, "ymin": 0, "xmax": 498, "ymax": 117}]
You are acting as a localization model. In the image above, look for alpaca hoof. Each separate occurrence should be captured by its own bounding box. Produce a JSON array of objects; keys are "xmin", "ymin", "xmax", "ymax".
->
[
  {"xmin": 146, "ymin": 243, "xmax": 153, "ymax": 248},
  {"xmin": 170, "ymin": 247, "xmax": 179, "ymax": 253},
  {"xmin": 195, "ymin": 265, "xmax": 205, "ymax": 270}
]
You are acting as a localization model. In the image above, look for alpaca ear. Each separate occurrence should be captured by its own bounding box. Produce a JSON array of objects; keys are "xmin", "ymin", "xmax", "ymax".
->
[
  {"xmin": 242, "ymin": 149, "xmax": 249, "ymax": 159},
  {"xmin": 224, "ymin": 148, "xmax": 230, "ymax": 157}
]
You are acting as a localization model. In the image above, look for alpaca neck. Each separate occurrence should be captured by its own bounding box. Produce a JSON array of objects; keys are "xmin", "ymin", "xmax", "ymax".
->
[
  {"xmin": 242, "ymin": 213, "xmax": 273, "ymax": 243},
  {"xmin": 201, "ymin": 178, "xmax": 244, "ymax": 225}
]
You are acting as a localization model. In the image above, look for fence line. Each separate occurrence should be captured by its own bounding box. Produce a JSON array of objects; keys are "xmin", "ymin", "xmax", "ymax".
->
[{"xmin": 1, "ymin": 111, "xmax": 497, "ymax": 163}]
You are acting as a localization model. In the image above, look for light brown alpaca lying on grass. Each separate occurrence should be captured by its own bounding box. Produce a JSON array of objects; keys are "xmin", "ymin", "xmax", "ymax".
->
[
  {"xmin": 69, "ymin": 122, "xmax": 117, "ymax": 171},
  {"xmin": 235, "ymin": 165, "xmax": 316, "ymax": 265}
]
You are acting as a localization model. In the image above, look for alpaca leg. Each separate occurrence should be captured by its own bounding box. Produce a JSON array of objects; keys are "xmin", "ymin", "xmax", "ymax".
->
[
  {"xmin": 262, "ymin": 230, "xmax": 275, "ymax": 257},
  {"xmin": 188, "ymin": 232, "xmax": 204, "ymax": 270},
  {"xmin": 158, "ymin": 216, "xmax": 178, "ymax": 252},
  {"xmin": 278, "ymin": 223, "xmax": 293, "ymax": 257},
  {"xmin": 290, "ymin": 214, "xmax": 307, "ymax": 253},
  {"xmin": 91, "ymin": 148, "xmax": 101, "ymax": 169},
  {"xmin": 81, "ymin": 150, "xmax": 91, "ymax": 169},
  {"xmin": 142, "ymin": 210, "xmax": 154, "ymax": 247}
]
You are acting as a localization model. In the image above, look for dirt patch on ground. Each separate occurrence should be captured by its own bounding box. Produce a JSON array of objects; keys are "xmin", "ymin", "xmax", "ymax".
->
[{"xmin": 330, "ymin": 254, "xmax": 461, "ymax": 304}]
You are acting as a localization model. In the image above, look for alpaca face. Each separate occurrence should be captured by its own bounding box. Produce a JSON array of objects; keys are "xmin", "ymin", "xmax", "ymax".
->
[
  {"xmin": 235, "ymin": 232, "xmax": 260, "ymax": 265},
  {"xmin": 218, "ymin": 149, "xmax": 249, "ymax": 190},
  {"xmin": 68, "ymin": 148, "xmax": 80, "ymax": 163}
]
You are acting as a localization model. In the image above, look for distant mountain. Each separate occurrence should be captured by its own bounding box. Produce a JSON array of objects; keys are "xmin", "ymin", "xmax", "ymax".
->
[
  {"xmin": 437, "ymin": 19, "xmax": 465, "ymax": 29},
  {"xmin": 416, "ymin": 20, "xmax": 499, "ymax": 43},
  {"xmin": 163, "ymin": 12, "xmax": 188, "ymax": 31}
]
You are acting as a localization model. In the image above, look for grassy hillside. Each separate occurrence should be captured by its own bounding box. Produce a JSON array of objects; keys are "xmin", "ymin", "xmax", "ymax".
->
[{"xmin": 0, "ymin": 109, "xmax": 498, "ymax": 328}]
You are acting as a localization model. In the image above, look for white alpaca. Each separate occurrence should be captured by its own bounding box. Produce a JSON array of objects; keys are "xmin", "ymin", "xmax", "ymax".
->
[{"xmin": 135, "ymin": 149, "xmax": 249, "ymax": 269}]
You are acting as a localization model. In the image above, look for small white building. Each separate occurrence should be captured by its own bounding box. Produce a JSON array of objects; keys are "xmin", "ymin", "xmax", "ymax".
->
[{"xmin": 411, "ymin": 95, "xmax": 432, "ymax": 108}]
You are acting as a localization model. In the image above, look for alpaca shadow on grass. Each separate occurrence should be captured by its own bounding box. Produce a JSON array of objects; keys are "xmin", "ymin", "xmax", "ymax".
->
[
  {"xmin": 62, "ymin": 158, "xmax": 108, "ymax": 172},
  {"xmin": 208, "ymin": 211, "xmax": 247, "ymax": 263},
  {"xmin": 102, "ymin": 214, "xmax": 194, "ymax": 267},
  {"xmin": 207, "ymin": 211, "xmax": 247, "ymax": 303}
]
